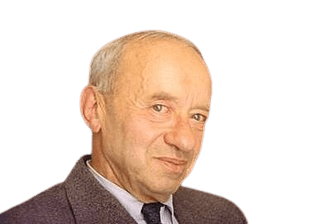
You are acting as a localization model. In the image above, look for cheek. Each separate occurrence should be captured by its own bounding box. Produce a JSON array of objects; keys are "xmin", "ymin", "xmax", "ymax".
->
[
  {"xmin": 189, "ymin": 132, "xmax": 204, "ymax": 162},
  {"xmin": 184, "ymin": 144, "xmax": 203, "ymax": 177},
  {"xmin": 123, "ymin": 114, "xmax": 165, "ymax": 147}
]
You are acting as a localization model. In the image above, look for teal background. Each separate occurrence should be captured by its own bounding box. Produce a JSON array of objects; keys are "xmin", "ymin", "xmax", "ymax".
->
[{"xmin": 1, "ymin": 1, "xmax": 329, "ymax": 223}]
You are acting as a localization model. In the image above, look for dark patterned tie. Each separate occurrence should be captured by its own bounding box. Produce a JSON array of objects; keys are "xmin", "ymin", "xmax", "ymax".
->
[{"xmin": 141, "ymin": 202, "xmax": 163, "ymax": 224}]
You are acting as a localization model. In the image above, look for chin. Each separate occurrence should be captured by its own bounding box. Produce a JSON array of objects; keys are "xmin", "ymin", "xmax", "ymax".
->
[
  {"xmin": 138, "ymin": 176, "xmax": 183, "ymax": 202},
  {"xmin": 148, "ymin": 178, "xmax": 182, "ymax": 197}
]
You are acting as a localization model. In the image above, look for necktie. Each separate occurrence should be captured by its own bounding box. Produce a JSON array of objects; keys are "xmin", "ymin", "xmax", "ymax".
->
[{"xmin": 141, "ymin": 202, "xmax": 163, "ymax": 224}]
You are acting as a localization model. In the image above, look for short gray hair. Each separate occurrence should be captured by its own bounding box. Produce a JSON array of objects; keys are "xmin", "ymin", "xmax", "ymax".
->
[{"xmin": 89, "ymin": 30, "xmax": 203, "ymax": 94}]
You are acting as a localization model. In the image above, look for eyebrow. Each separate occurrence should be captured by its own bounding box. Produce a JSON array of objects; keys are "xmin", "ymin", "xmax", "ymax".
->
[
  {"xmin": 150, "ymin": 92, "xmax": 179, "ymax": 102},
  {"xmin": 195, "ymin": 105, "xmax": 210, "ymax": 113},
  {"xmin": 150, "ymin": 91, "xmax": 210, "ymax": 112}
]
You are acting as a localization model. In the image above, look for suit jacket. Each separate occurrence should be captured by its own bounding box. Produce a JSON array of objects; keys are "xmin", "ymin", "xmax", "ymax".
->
[{"xmin": 0, "ymin": 155, "xmax": 247, "ymax": 224}]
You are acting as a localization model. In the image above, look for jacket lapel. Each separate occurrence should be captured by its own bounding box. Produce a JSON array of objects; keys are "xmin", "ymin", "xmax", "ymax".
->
[
  {"xmin": 173, "ymin": 187, "xmax": 198, "ymax": 224},
  {"xmin": 173, "ymin": 186, "xmax": 196, "ymax": 224},
  {"xmin": 64, "ymin": 155, "xmax": 137, "ymax": 224}
]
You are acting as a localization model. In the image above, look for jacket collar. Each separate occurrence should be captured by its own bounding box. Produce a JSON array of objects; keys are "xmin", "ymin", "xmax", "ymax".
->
[
  {"xmin": 173, "ymin": 187, "xmax": 196, "ymax": 224},
  {"xmin": 64, "ymin": 155, "xmax": 137, "ymax": 224}
]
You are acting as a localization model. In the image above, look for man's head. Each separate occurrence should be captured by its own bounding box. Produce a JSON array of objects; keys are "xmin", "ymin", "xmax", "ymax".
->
[{"xmin": 81, "ymin": 31, "xmax": 212, "ymax": 203}]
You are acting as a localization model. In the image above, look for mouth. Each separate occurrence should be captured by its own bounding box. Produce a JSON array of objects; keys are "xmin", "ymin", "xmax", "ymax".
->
[{"xmin": 156, "ymin": 157, "xmax": 187, "ymax": 174}]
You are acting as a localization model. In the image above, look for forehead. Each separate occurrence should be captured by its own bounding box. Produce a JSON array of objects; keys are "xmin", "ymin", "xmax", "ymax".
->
[
  {"xmin": 116, "ymin": 39, "xmax": 211, "ymax": 105},
  {"xmin": 120, "ymin": 38, "xmax": 206, "ymax": 73}
]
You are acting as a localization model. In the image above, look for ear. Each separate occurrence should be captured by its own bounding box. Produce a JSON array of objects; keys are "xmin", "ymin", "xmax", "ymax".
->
[{"xmin": 80, "ymin": 86, "xmax": 105, "ymax": 133}]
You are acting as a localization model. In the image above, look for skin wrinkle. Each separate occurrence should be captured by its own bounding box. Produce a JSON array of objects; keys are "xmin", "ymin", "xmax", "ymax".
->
[{"xmin": 86, "ymin": 38, "xmax": 211, "ymax": 203}]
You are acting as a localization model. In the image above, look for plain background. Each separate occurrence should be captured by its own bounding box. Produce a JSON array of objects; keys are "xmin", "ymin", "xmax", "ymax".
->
[{"xmin": 0, "ymin": 1, "xmax": 329, "ymax": 223}]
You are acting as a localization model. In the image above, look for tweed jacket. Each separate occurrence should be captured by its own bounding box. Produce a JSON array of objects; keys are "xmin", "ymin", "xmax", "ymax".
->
[{"xmin": 0, "ymin": 155, "xmax": 247, "ymax": 224}]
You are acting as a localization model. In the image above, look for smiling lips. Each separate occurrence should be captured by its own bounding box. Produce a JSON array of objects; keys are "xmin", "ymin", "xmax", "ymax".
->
[{"xmin": 156, "ymin": 157, "xmax": 187, "ymax": 173}]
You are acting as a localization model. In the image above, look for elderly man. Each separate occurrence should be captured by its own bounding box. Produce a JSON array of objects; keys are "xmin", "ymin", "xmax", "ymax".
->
[{"xmin": 0, "ymin": 31, "xmax": 247, "ymax": 224}]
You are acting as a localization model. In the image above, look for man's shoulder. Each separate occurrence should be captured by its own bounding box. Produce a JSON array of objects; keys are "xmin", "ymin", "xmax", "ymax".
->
[
  {"xmin": 174, "ymin": 186, "xmax": 247, "ymax": 224},
  {"xmin": 0, "ymin": 183, "xmax": 75, "ymax": 224}
]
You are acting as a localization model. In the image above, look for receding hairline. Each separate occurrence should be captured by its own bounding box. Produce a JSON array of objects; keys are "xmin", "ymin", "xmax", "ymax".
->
[
  {"xmin": 89, "ymin": 30, "xmax": 204, "ymax": 94},
  {"xmin": 119, "ymin": 30, "xmax": 203, "ymax": 57}
]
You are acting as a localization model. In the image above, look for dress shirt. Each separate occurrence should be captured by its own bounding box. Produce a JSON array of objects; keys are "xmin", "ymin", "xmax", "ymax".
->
[{"xmin": 86, "ymin": 160, "xmax": 179, "ymax": 224}]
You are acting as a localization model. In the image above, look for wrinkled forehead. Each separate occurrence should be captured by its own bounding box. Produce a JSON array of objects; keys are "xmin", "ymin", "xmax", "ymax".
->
[
  {"xmin": 119, "ymin": 39, "xmax": 210, "ymax": 78},
  {"xmin": 115, "ymin": 39, "xmax": 212, "ymax": 104}
]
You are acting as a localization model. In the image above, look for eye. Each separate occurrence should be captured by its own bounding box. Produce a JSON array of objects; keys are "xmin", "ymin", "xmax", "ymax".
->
[
  {"xmin": 192, "ymin": 113, "xmax": 207, "ymax": 122},
  {"xmin": 152, "ymin": 104, "xmax": 167, "ymax": 113}
]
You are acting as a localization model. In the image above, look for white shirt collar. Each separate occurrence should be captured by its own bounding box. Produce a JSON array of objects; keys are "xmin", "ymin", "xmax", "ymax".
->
[{"xmin": 86, "ymin": 160, "xmax": 177, "ymax": 224}]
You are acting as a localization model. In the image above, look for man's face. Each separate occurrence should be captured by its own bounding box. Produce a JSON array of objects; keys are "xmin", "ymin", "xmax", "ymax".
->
[{"xmin": 100, "ymin": 40, "xmax": 211, "ymax": 202}]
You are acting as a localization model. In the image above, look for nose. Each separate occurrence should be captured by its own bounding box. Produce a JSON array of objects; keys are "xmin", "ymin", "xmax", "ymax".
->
[{"xmin": 164, "ymin": 118, "xmax": 196, "ymax": 152}]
